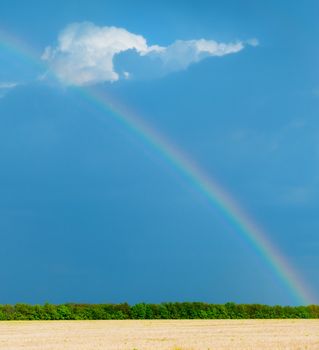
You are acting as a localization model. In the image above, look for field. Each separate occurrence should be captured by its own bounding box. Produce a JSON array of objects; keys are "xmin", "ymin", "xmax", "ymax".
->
[{"xmin": 0, "ymin": 320, "xmax": 319, "ymax": 350}]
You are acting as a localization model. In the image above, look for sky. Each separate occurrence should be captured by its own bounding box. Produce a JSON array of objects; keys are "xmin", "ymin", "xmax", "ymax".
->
[{"xmin": 0, "ymin": 0, "xmax": 318, "ymax": 305}]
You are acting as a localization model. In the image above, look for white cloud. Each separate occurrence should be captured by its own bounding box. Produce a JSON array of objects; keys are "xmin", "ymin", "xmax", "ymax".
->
[
  {"xmin": 0, "ymin": 82, "xmax": 18, "ymax": 89},
  {"xmin": 246, "ymin": 38, "xmax": 259, "ymax": 47},
  {"xmin": 0, "ymin": 82, "xmax": 20, "ymax": 98},
  {"xmin": 144, "ymin": 39, "xmax": 245, "ymax": 73},
  {"xmin": 42, "ymin": 22, "xmax": 257, "ymax": 86}
]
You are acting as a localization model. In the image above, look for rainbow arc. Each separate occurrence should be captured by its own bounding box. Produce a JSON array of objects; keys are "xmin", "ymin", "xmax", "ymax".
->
[{"xmin": 0, "ymin": 28, "xmax": 315, "ymax": 304}]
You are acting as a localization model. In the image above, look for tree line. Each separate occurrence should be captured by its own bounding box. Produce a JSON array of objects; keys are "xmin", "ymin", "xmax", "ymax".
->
[{"xmin": 0, "ymin": 302, "xmax": 319, "ymax": 320}]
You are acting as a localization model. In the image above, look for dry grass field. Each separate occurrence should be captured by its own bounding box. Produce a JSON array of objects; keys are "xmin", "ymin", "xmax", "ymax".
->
[{"xmin": 0, "ymin": 319, "xmax": 318, "ymax": 350}]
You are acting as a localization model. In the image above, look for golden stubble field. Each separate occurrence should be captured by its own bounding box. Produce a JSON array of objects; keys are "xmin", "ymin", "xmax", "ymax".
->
[{"xmin": 0, "ymin": 319, "xmax": 318, "ymax": 350}]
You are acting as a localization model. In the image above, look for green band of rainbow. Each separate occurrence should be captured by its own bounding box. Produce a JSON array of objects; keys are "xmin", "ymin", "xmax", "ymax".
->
[{"xmin": 0, "ymin": 28, "xmax": 315, "ymax": 305}]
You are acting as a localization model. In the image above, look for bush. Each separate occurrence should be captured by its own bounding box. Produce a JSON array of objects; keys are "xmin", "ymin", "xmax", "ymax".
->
[{"xmin": 0, "ymin": 302, "xmax": 318, "ymax": 320}]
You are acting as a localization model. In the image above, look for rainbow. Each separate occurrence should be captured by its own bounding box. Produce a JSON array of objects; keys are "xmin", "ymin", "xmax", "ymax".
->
[
  {"xmin": 0, "ymin": 27, "xmax": 315, "ymax": 305},
  {"xmin": 0, "ymin": 28, "xmax": 43, "ymax": 68}
]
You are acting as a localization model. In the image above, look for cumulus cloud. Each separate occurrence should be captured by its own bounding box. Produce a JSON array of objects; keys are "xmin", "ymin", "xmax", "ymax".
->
[
  {"xmin": 144, "ymin": 39, "xmax": 246, "ymax": 72},
  {"xmin": 0, "ymin": 82, "xmax": 20, "ymax": 98},
  {"xmin": 42, "ymin": 22, "xmax": 257, "ymax": 86}
]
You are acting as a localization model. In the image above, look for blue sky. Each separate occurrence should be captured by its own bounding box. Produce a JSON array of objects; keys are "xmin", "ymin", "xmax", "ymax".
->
[{"xmin": 0, "ymin": 0, "xmax": 318, "ymax": 305}]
